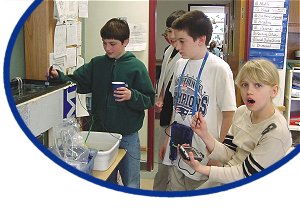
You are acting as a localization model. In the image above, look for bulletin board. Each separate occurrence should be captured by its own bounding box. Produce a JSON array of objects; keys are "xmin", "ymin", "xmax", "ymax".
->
[
  {"xmin": 248, "ymin": 0, "xmax": 290, "ymax": 69},
  {"xmin": 52, "ymin": 0, "xmax": 88, "ymax": 75}
]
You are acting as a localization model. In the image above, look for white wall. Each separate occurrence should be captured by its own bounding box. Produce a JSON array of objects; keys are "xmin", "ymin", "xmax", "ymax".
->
[
  {"xmin": 83, "ymin": 0, "xmax": 149, "ymax": 148},
  {"xmin": 10, "ymin": 28, "xmax": 25, "ymax": 80}
]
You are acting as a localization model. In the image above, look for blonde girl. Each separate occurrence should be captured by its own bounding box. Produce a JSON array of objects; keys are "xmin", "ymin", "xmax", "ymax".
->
[{"xmin": 184, "ymin": 59, "xmax": 292, "ymax": 189}]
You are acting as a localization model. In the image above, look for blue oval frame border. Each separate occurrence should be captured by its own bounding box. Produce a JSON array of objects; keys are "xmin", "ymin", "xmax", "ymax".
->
[{"xmin": 3, "ymin": 0, "xmax": 300, "ymax": 198}]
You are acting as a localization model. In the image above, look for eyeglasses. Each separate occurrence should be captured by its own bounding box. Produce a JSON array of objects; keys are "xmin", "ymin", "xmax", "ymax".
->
[
  {"xmin": 162, "ymin": 29, "xmax": 168, "ymax": 38},
  {"xmin": 166, "ymin": 28, "xmax": 172, "ymax": 33},
  {"xmin": 162, "ymin": 28, "xmax": 172, "ymax": 37}
]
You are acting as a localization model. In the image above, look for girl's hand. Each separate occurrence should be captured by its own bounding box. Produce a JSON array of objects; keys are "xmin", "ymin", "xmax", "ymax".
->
[
  {"xmin": 181, "ymin": 150, "xmax": 202, "ymax": 170},
  {"xmin": 190, "ymin": 112, "xmax": 209, "ymax": 139},
  {"xmin": 182, "ymin": 150, "xmax": 211, "ymax": 176}
]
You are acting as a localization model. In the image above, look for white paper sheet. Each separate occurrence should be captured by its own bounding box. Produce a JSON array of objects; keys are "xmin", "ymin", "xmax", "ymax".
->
[
  {"xmin": 66, "ymin": 47, "xmax": 77, "ymax": 68},
  {"xmin": 76, "ymin": 93, "xmax": 89, "ymax": 117},
  {"xmin": 77, "ymin": 21, "xmax": 82, "ymax": 45},
  {"xmin": 126, "ymin": 23, "xmax": 147, "ymax": 51},
  {"xmin": 49, "ymin": 53, "xmax": 66, "ymax": 74},
  {"xmin": 54, "ymin": 1, "xmax": 80, "ymax": 22},
  {"xmin": 67, "ymin": 1, "xmax": 78, "ymax": 21},
  {"xmin": 54, "ymin": 0, "xmax": 67, "ymax": 23},
  {"xmin": 67, "ymin": 66, "xmax": 76, "ymax": 75},
  {"xmin": 54, "ymin": 24, "xmax": 67, "ymax": 58},
  {"xmin": 77, "ymin": 46, "xmax": 81, "ymax": 56},
  {"xmin": 78, "ymin": 0, "xmax": 88, "ymax": 18},
  {"xmin": 77, "ymin": 56, "xmax": 84, "ymax": 68},
  {"xmin": 66, "ymin": 21, "xmax": 78, "ymax": 46}
]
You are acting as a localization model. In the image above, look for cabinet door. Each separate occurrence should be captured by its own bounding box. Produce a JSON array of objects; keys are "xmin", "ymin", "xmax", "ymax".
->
[
  {"xmin": 288, "ymin": 0, "xmax": 300, "ymax": 33},
  {"xmin": 24, "ymin": 0, "xmax": 55, "ymax": 80},
  {"xmin": 287, "ymin": 0, "xmax": 300, "ymax": 59}
]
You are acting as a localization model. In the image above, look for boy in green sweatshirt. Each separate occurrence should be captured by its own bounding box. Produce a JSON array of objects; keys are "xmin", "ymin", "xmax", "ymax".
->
[{"xmin": 49, "ymin": 18, "xmax": 155, "ymax": 189}]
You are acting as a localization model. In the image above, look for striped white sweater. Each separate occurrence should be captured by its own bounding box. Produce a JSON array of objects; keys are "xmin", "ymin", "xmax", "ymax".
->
[{"xmin": 208, "ymin": 105, "xmax": 292, "ymax": 184}]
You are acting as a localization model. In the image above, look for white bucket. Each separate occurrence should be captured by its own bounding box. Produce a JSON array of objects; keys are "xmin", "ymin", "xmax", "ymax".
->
[{"xmin": 81, "ymin": 131, "xmax": 122, "ymax": 171}]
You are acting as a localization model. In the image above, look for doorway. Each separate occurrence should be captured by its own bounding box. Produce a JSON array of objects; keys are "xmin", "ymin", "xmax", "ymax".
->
[
  {"xmin": 189, "ymin": 5, "xmax": 226, "ymax": 59},
  {"xmin": 188, "ymin": 1, "xmax": 246, "ymax": 107}
]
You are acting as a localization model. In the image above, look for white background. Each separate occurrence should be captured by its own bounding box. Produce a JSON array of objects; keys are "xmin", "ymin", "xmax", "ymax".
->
[{"xmin": 0, "ymin": 1, "xmax": 299, "ymax": 209}]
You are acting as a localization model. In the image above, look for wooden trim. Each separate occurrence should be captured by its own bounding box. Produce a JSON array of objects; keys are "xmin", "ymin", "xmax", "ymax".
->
[{"xmin": 244, "ymin": 0, "xmax": 252, "ymax": 62}]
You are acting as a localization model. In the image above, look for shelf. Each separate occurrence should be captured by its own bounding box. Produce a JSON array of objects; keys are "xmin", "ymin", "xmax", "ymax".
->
[
  {"xmin": 287, "ymin": 60, "xmax": 300, "ymax": 70},
  {"xmin": 285, "ymin": 65, "xmax": 300, "ymax": 132},
  {"xmin": 289, "ymin": 125, "xmax": 300, "ymax": 131},
  {"xmin": 291, "ymin": 97, "xmax": 300, "ymax": 101}
]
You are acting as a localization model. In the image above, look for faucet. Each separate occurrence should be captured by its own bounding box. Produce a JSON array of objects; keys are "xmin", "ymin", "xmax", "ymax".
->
[{"xmin": 11, "ymin": 77, "xmax": 23, "ymax": 94}]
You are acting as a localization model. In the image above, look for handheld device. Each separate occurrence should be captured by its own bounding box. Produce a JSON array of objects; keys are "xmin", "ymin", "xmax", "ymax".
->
[
  {"xmin": 179, "ymin": 145, "xmax": 204, "ymax": 162},
  {"xmin": 169, "ymin": 121, "xmax": 193, "ymax": 161}
]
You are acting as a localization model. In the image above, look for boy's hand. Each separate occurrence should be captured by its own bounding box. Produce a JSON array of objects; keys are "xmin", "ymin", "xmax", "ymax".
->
[
  {"xmin": 154, "ymin": 99, "xmax": 163, "ymax": 113},
  {"xmin": 159, "ymin": 143, "xmax": 166, "ymax": 161},
  {"xmin": 48, "ymin": 66, "xmax": 59, "ymax": 79},
  {"xmin": 154, "ymin": 92, "xmax": 164, "ymax": 113},
  {"xmin": 114, "ymin": 87, "xmax": 131, "ymax": 101},
  {"xmin": 159, "ymin": 132, "xmax": 170, "ymax": 160}
]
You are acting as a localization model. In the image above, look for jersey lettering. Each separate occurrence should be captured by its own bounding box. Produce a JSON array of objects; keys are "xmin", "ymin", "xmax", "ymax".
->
[{"xmin": 174, "ymin": 75, "xmax": 209, "ymax": 120}]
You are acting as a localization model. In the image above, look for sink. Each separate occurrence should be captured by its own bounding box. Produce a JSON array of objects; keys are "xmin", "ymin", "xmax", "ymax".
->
[
  {"xmin": 10, "ymin": 79, "xmax": 71, "ymax": 105},
  {"xmin": 12, "ymin": 83, "xmax": 51, "ymax": 98},
  {"xmin": 13, "ymin": 79, "xmax": 75, "ymax": 137}
]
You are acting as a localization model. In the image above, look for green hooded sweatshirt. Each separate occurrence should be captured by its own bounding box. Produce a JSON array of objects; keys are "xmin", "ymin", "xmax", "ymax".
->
[{"xmin": 58, "ymin": 52, "xmax": 155, "ymax": 135}]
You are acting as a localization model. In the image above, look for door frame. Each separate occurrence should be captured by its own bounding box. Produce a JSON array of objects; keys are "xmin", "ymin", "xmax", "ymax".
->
[{"xmin": 144, "ymin": 0, "xmax": 157, "ymax": 171}]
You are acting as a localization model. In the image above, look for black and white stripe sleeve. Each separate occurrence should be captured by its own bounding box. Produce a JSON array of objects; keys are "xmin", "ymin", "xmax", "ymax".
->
[{"xmin": 208, "ymin": 134, "xmax": 236, "ymax": 163}]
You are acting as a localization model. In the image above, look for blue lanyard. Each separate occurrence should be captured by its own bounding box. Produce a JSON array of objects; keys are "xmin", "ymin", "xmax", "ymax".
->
[{"xmin": 175, "ymin": 51, "xmax": 209, "ymax": 115}]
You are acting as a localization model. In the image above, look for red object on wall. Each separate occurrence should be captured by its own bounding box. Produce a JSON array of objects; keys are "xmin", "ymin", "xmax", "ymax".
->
[
  {"xmin": 147, "ymin": 0, "xmax": 157, "ymax": 171},
  {"xmin": 290, "ymin": 117, "xmax": 300, "ymax": 126},
  {"xmin": 290, "ymin": 111, "xmax": 300, "ymax": 126}
]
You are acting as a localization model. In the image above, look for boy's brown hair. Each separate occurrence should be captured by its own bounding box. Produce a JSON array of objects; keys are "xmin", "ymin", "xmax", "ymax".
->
[
  {"xmin": 100, "ymin": 18, "xmax": 130, "ymax": 44},
  {"xmin": 172, "ymin": 10, "xmax": 213, "ymax": 45},
  {"xmin": 166, "ymin": 10, "xmax": 186, "ymax": 28}
]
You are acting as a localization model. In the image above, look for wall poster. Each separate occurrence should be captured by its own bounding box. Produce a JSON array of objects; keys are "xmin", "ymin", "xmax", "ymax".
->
[{"xmin": 248, "ymin": 0, "xmax": 290, "ymax": 69}]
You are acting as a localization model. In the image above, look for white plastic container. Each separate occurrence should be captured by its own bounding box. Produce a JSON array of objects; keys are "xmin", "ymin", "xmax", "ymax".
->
[{"xmin": 81, "ymin": 131, "xmax": 122, "ymax": 171}]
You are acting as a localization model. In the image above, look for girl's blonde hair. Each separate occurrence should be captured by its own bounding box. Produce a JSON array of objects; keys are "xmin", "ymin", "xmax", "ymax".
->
[{"xmin": 235, "ymin": 59, "xmax": 279, "ymax": 88}]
